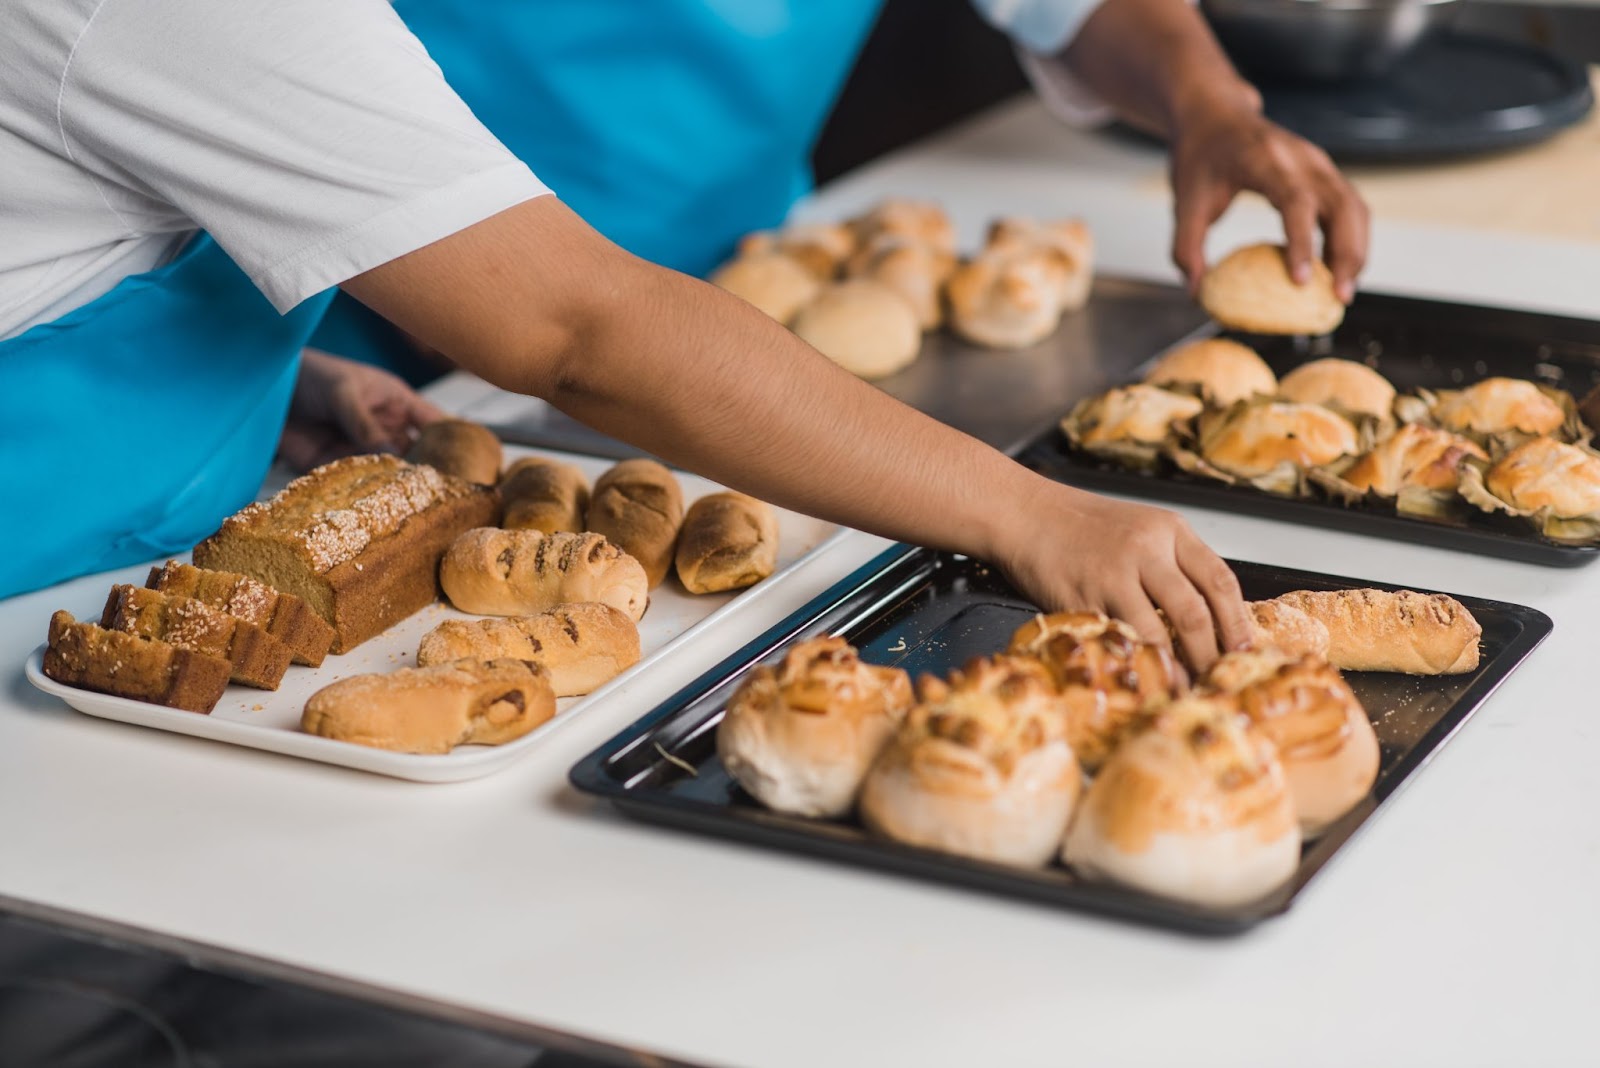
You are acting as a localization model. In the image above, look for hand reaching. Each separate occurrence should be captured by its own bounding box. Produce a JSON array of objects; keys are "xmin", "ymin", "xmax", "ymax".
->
[{"xmin": 279, "ymin": 348, "xmax": 445, "ymax": 472}]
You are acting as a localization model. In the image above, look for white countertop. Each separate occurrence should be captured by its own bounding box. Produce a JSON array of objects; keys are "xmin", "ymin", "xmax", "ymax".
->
[{"xmin": 5, "ymin": 101, "xmax": 1599, "ymax": 1067}]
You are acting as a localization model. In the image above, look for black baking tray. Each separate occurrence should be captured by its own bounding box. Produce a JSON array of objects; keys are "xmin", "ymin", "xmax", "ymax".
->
[
  {"xmin": 1019, "ymin": 290, "xmax": 1600, "ymax": 567},
  {"xmin": 569, "ymin": 545, "xmax": 1552, "ymax": 935}
]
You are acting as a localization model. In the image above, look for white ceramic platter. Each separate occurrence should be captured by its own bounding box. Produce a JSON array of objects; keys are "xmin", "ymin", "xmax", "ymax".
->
[{"xmin": 25, "ymin": 446, "xmax": 844, "ymax": 782}]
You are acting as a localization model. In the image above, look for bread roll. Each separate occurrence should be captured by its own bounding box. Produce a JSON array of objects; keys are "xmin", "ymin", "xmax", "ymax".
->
[
  {"xmin": 1340, "ymin": 424, "xmax": 1487, "ymax": 498},
  {"xmin": 1482, "ymin": 437, "xmax": 1600, "ymax": 517},
  {"xmin": 1200, "ymin": 243, "xmax": 1344, "ymax": 336},
  {"xmin": 1269, "ymin": 588, "xmax": 1481, "ymax": 674},
  {"xmin": 405, "ymin": 419, "xmax": 503, "ymax": 486},
  {"xmin": 859, "ymin": 657, "xmax": 1080, "ymax": 868},
  {"xmin": 416, "ymin": 602, "xmax": 640, "ymax": 697},
  {"xmin": 710, "ymin": 251, "xmax": 822, "ymax": 324},
  {"xmin": 676, "ymin": 492, "xmax": 779, "ymax": 594},
  {"xmin": 847, "ymin": 199, "xmax": 956, "ymax": 254},
  {"xmin": 1205, "ymin": 650, "xmax": 1379, "ymax": 835},
  {"xmin": 1431, "ymin": 378, "xmax": 1568, "ymax": 437},
  {"xmin": 499, "ymin": 457, "xmax": 590, "ymax": 534},
  {"xmin": 302, "ymin": 658, "xmax": 555, "ymax": 754},
  {"xmin": 946, "ymin": 248, "xmax": 1068, "ymax": 349},
  {"xmin": 738, "ymin": 222, "xmax": 857, "ymax": 279},
  {"xmin": 439, "ymin": 528, "xmax": 648, "ymax": 621},
  {"xmin": 717, "ymin": 637, "xmax": 913, "ymax": 817},
  {"xmin": 1008, "ymin": 612, "xmax": 1183, "ymax": 771},
  {"xmin": 1065, "ymin": 385, "xmax": 1203, "ymax": 448},
  {"xmin": 1144, "ymin": 338, "xmax": 1277, "ymax": 407},
  {"xmin": 844, "ymin": 234, "xmax": 956, "ymax": 330},
  {"xmin": 585, "ymin": 459, "xmax": 683, "ymax": 588},
  {"xmin": 1247, "ymin": 600, "xmax": 1330, "ymax": 659},
  {"xmin": 1278, "ymin": 358, "xmax": 1396, "ymax": 422},
  {"xmin": 1199, "ymin": 400, "xmax": 1359, "ymax": 478},
  {"xmin": 790, "ymin": 278, "xmax": 921, "ymax": 379},
  {"xmin": 984, "ymin": 216, "xmax": 1095, "ymax": 311},
  {"xmin": 1063, "ymin": 694, "xmax": 1300, "ymax": 907}
]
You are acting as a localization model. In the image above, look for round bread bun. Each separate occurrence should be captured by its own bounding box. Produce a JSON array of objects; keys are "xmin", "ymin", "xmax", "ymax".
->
[
  {"xmin": 848, "ymin": 199, "xmax": 956, "ymax": 254},
  {"xmin": 1070, "ymin": 385, "xmax": 1204, "ymax": 447},
  {"xmin": 717, "ymin": 637, "xmax": 912, "ymax": 818},
  {"xmin": 790, "ymin": 278, "xmax": 922, "ymax": 379},
  {"xmin": 1205, "ymin": 650, "xmax": 1379, "ymax": 836},
  {"xmin": 1199, "ymin": 243, "xmax": 1345, "ymax": 336},
  {"xmin": 711, "ymin": 251, "xmax": 822, "ymax": 324},
  {"xmin": 844, "ymin": 234, "xmax": 956, "ymax": 330},
  {"xmin": 1433, "ymin": 377, "xmax": 1568, "ymax": 437},
  {"xmin": 1278, "ymin": 358, "xmax": 1396, "ymax": 421},
  {"xmin": 404, "ymin": 419, "xmax": 503, "ymax": 486},
  {"xmin": 737, "ymin": 222, "xmax": 857, "ymax": 279},
  {"xmin": 859, "ymin": 656, "xmax": 1081, "ymax": 867},
  {"xmin": 984, "ymin": 217, "xmax": 1095, "ymax": 311},
  {"xmin": 946, "ymin": 248, "xmax": 1068, "ymax": 350},
  {"xmin": 1144, "ymin": 338, "xmax": 1277, "ymax": 407},
  {"xmin": 1062, "ymin": 693, "xmax": 1301, "ymax": 907},
  {"xmin": 1201, "ymin": 401, "xmax": 1359, "ymax": 477},
  {"xmin": 1484, "ymin": 437, "xmax": 1600, "ymax": 518}
]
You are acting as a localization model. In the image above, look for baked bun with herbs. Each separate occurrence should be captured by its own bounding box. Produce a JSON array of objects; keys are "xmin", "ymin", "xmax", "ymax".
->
[
  {"xmin": 1007, "ymin": 612, "xmax": 1183, "ymax": 772},
  {"xmin": 859, "ymin": 656, "xmax": 1080, "ymax": 867},
  {"xmin": 1143, "ymin": 338, "xmax": 1277, "ymax": 407},
  {"xmin": 1062, "ymin": 693, "xmax": 1301, "ymax": 907},
  {"xmin": 1205, "ymin": 650, "xmax": 1379, "ymax": 835},
  {"xmin": 718, "ymin": 637, "xmax": 913, "ymax": 818},
  {"xmin": 1059, "ymin": 385, "xmax": 1204, "ymax": 469},
  {"xmin": 1177, "ymin": 399, "xmax": 1359, "ymax": 496},
  {"xmin": 1458, "ymin": 436, "xmax": 1600, "ymax": 542},
  {"xmin": 1317, "ymin": 423, "xmax": 1489, "ymax": 519},
  {"xmin": 1277, "ymin": 358, "xmax": 1397, "ymax": 425},
  {"xmin": 1199, "ymin": 243, "xmax": 1344, "ymax": 336},
  {"xmin": 1420, "ymin": 377, "xmax": 1575, "ymax": 443}
]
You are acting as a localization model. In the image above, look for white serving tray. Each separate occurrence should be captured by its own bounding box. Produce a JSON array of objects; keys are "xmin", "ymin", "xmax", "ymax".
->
[{"xmin": 25, "ymin": 446, "xmax": 844, "ymax": 783}]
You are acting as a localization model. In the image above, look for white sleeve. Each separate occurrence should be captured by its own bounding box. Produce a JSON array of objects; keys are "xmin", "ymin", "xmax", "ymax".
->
[
  {"xmin": 58, "ymin": 0, "xmax": 552, "ymax": 311},
  {"xmin": 969, "ymin": 0, "xmax": 1117, "ymax": 128}
]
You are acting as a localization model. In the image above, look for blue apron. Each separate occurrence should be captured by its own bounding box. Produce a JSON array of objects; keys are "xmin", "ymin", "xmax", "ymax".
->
[
  {"xmin": 312, "ymin": 0, "xmax": 880, "ymax": 374},
  {"xmin": 0, "ymin": 237, "xmax": 334, "ymax": 599}
]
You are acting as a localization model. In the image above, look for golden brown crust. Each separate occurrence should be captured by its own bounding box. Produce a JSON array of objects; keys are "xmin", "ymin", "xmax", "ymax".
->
[
  {"xmin": 1433, "ymin": 378, "xmax": 1568, "ymax": 437},
  {"xmin": 101, "ymin": 585, "xmax": 291, "ymax": 690},
  {"xmin": 1270, "ymin": 588, "xmax": 1482, "ymax": 674},
  {"xmin": 499, "ymin": 457, "xmax": 590, "ymax": 535},
  {"xmin": 439, "ymin": 528, "xmax": 649, "ymax": 621},
  {"xmin": 192, "ymin": 455, "xmax": 498, "ymax": 653},
  {"xmin": 1070, "ymin": 385, "xmax": 1203, "ymax": 447},
  {"xmin": 1483, "ymin": 437, "xmax": 1600, "ymax": 517},
  {"xmin": 146, "ymin": 561, "xmax": 335, "ymax": 667},
  {"xmin": 674, "ymin": 492, "xmax": 780, "ymax": 595},
  {"xmin": 404, "ymin": 420, "xmax": 503, "ymax": 486},
  {"xmin": 416, "ymin": 602, "xmax": 641, "ymax": 697},
  {"xmin": 791, "ymin": 278, "xmax": 921, "ymax": 379},
  {"xmin": 1277, "ymin": 359, "xmax": 1397, "ymax": 421},
  {"xmin": 738, "ymin": 222, "xmax": 858, "ymax": 279},
  {"xmin": 585, "ymin": 460, "xmax": 683, "ymax": 588},
  {"xmin": 1341, "ymin": 424, "xmax": 1488, "ymax": 497},
  {"xmin": 946, "ymin": 247, "xmax": 1069, "ymax": 350},
  {"xmin": 847, "ymin": 199, "xmax": 956, "ymax": 255},
  {"xmin": 302, "ymin": 658, "xmax": 555, "ymax": 754},
  {"xmin": 44, "ymin": 610, "xmax": 232, "ymax": 714},
  {"xmin": 1143, "ymin": 338, "xmax": 1277, "ymax": 406},
  {"xmin": 1200, "ymin": 401, "xmax": 1358, "ymax": 477},
  {"xmin": 710, "ymin": 251, "xmax": 822, "ymax": 323},
  {"xmin": 1199, "ymin": 243, "xmax": 1344, "ymax": 336},
  {"xmin": 843, "ymin": 233, "xmax": 956, "ymax": 330},
  {"xmin": 982, "ymin": 217, "xmax": 1095, "ymax": 311},
  {"xmin": 1247, "ymin": 600, "xmax": 1331, "ymax": 659}
]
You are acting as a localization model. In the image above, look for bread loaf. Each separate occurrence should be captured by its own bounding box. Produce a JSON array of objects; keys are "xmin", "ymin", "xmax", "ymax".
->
[
  {"xmin": 44, "ymin": 610, "xmax": 232, "ymax": 713},
  {"xmin": 416, "ymin": 603, "xmax": 641, "ymax": 696},
  {"xmin": 439, "ymin": 528, "xmax": 648, "ymax": 620},
  {"xmin": 500, "ymin": 457, "xmax": 589, "ymax": 535},
  {"xmin": 192, "ymin": 455, "xmax": 498, "ymax": 653},
  {"xmin": 1269, "ymin": 589, "xmax": 1481, "ymax": 674},
  {"xmin": 302, "ymin": 658, "xmax": 555, "ymax": 754},
  {"xmin": 101, "ymin": 584, "xmax": 291, "ymax": 690},
  {"xmin": 585, "ymin": 460, "xmax": 683, "ymax": 588},
  {"xmin": 405, "ymin": 419, "xmax": 503, "ymax": 485},
  {"xmin": 675, "ymin": 492, "xmax": 779, "ymax": 594},
  {"xmin": 147, "ymin": 561, "xmax": 334, "ymax": 667},
  {"xmin": 1247, "ymin": 600, "xmax": 1331, "ymax": 659}
]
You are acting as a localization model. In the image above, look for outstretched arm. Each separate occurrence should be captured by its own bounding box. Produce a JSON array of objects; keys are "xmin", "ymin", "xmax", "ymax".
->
[{"xmin": 343, "ymin": 196, "xmax": 1250, "ymax": 668}]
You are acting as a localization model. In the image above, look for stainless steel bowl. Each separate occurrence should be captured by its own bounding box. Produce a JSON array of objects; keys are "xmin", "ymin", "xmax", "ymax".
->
[{"xmin": 1202, "ymin": 0, "xmax": 1460, "ymax": 84}]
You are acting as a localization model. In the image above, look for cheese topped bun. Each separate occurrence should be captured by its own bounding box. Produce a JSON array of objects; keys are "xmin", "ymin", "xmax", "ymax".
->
[
  {"xmin": 1200, "ymin": 400, "xmax": 1359, "ymax": 478},
  {"xmin": 1432, "ymin": 378, "xmax": 1568, "ymax": 437},
  {"xmin": 1144, "ymin": 338, "xmax": 1277, "ymax": 407},
  {"xmin": 1069, "ymin": 385, "xmax": 1204, "ymax": 448},
  {"xmin": 1199, "ymin": 243, "xmax": 1344, "ymax": 336},
  {"xmin": 718, "ymin": 637, "xmax": 912, "ymax": 818},
  {"xmin": 1341, "ymin": 424, "xmax": 1488, "ymax": 497},
  {"xmin": 1484, "ymin": 437, "xmax": 1600, "ymax": 517},
  {"xmin": 1008, "ymin": 612, "xmax": 1184, "ymax": 771},
  {"xmin": 848, "ymin": 198, "xmax": 956, "ymax": 255},
  {"xmin": 859, "ymin": 656, "xmax": 1080, "ymax": 867},
  {"xmin": 1062, "ymin": 694, "xmax": 1301, "ymax": 908},
  {"xmin": 1206, "ymin": 650, "xmax": 1379, "ymax": 836},
  {"xmin": 1278, "ymin": 358, "xmax": 1397, "ymax": 422}
]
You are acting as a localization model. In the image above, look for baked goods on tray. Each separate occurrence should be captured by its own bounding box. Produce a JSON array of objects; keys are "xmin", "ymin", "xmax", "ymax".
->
[
  {"xmin": 585, "ymin": 460, "xmax": 684, "ymax": 589},
  {"xmin": 1175, "ymin": 399, "xmax": 1359, "ymax": 495},
  {"xmin": 500, "ymin": 456, "xmax": 590, "ymax": 535},
  {"xmin": 675, "ymin": 492, "xmax": 780, "ymax": 594},
  {"xmin": 1247, "ymin": 600, "xmax": 1329, "ymax": 660},
  {"xmin": 1199, "ymin": 243, "xmax": 1344, "ymax": 336},
  {"xmin": 405, "ymin": 419, "xmax": 503, "ymax": 486},
  {"xmin": 416, "ymin": 603, "xmax": 641, "ymax": 697},
  {"xmin": 718, "ymin": 637, "xmax": 913, "ymax": 817},
  {"xmin": 1059, "ymin": 385, "xmax": 1203, "ymax": 468},
  {"xmin": 101, "ymin": 584, "xmax": 291, "ymax": 690},
  {"xmin": 1265, "ymin": 589, "xmax": 1481, "ymax": 674},
  {"xmin": 302, "ymin": 658, "xmax": 556, "ymax": 754},
  {"xmin": 1277, "ymin": 358, "xmax": 1397, "ymax": 424},
  {"xmin": 439, "ymin": 528, "xmax": 648, "ymax": 620},
  {"xmin": 44, "ymin": 610, "xmax": 232, "ymax": 714},
  {"xmin": 147, "ymin": 561, "xmax": 334, "ymax": 667},
  {"xmin": 1458, "ymin": 436, "xmax": 1600, "ymax": 542},
  {"xmin": 1143, "ymin": 338, "xmax": 1276, "ymax": 407},
  {"xmin": 790, "ymin": 278, "xmax": 922, "ymax": 380},
  {"xmin": 711, "ymin": 251, "xmax": 822, "ymax": 325},
  {"xmin": 193, "ymin": 455, "xmax": 498, "ymax": 652},
  {"xmin": 845, "ymin": 233, "xmax": 956, "ymax": 331}
]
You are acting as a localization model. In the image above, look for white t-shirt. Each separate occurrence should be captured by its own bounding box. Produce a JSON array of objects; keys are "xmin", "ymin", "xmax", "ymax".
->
[{"xmin": 0, "ymin": 0, "xmax": 551, "ymax": 340}]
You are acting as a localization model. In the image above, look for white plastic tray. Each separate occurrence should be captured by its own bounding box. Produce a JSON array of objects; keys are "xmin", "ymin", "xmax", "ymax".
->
[{"xmin": 25, "ymin": 446, "xmax": 843, "ymax": 782}]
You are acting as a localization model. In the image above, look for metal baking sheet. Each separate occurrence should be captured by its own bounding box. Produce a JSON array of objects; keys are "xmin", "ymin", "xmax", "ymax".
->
[
  {"xmin": 1019, "ymin": 290, "xmax": 1600, "ymax": 567},
  {"xmin": 568, "ymin": 545, "xmax": 1552, "ymax": 934}
]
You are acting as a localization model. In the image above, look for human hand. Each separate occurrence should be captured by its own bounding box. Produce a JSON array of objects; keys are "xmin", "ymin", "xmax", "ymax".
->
[
  {"xmin": 1169, "ymin": 98, "xmax": 1369, "ymax": 304},
  {"xmin": 992, "ymin": 480, "xmax": 1250, "ymax": 672},
  {"xmin": 279, "ymin": 348, "xmax": 445, "ymax": 472}
]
